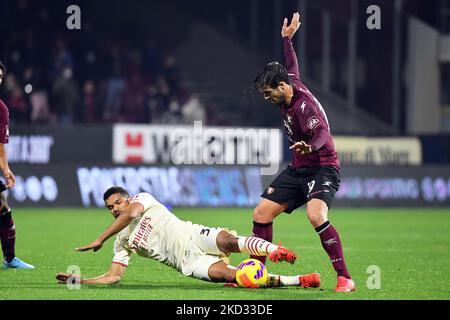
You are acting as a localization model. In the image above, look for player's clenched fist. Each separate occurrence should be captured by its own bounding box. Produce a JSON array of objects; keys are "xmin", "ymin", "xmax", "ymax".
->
[
  {"xmin": 289, "ymin": 141, "xmax": 312, "ymax": 155},
  {"xmin": 3, "ymin": 168, "xmax": 16, "ymax": 189}
]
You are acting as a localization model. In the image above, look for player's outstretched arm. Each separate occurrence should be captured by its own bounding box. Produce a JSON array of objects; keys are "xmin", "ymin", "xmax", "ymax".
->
[
  {"xmin": 75, "ymin": 202, "xmax": 144, "ymax": 252},
  {"xmin": 281, "ymin": 12, "xmax": 301, "ymax": 39},
  {"xmin": 56, "ymin": 263, "xmax": 126, "ymax": 285},
  {"xmin": 281, "ymin": 12, "xmax": 302, "ymax": 80}
]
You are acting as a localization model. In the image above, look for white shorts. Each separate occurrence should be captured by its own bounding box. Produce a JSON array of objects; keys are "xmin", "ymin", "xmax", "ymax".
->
[{"xmin": 181, "ymin": 224, "xmax": 228, "ymax": 281}]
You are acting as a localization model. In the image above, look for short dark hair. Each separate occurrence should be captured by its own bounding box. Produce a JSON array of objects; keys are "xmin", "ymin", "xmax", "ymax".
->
[
  {"xmin": 0, "ymin": 61, "xmax": 6, "ymax": 75},
  {"xmin": 253, "ymin": 61, "xmax": 291, "ymax": 90},
  {"xmin": 103, "ymin": 186, "xmax": 130, "ymax": 202}
]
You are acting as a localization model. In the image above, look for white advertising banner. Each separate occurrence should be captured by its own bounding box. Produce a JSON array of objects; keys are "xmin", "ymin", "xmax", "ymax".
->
[{"xmin": 113, "ymin": 123, "xmax": 283, "ymax": 173}]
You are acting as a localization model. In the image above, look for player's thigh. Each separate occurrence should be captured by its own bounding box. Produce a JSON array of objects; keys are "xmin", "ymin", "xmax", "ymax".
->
[
  {"xmin": 301, "ymin": 166, "xmax": 340, "ymax": 209},
  {"xmin": 181, "ymin": 249, "xmax": 227, "ymax": 282},
  {"xmin": 301, "ymin": 166, "xmax": 340, "ymax": 227},
  {"xmin": 253, "ymin": 198, "xmax": 287, "ymax": 223},
  {"xmin": 0, "ymin": 190, "xmax": 9, "ymax": 211},
  {"xmin": 190, "ymin": 224, "xmax": 225, "ymax": 256},
  {"xmin": 259, "ymin": 166, "xmax": 306, "ymax": 217}
]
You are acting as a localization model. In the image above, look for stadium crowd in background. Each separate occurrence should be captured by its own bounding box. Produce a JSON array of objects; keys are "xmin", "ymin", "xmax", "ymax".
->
[{"xmin": 0, "ymin": 0, "xmax": 208, "ymax": 126}]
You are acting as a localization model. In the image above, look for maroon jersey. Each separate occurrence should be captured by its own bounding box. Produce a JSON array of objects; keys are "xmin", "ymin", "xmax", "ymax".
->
[
  {"xmin": 0, "ymin": 99, "xmax": 9, "ymax": 144},
  {"xmin": 280, "ymin": 37, "xmax": 340, "ymax": 169}
]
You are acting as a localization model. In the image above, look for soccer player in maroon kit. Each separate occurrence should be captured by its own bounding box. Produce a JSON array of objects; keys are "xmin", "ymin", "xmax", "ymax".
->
[
  {"xmin": 0, "ymin": 61, "xmax": 34, "ymax": 269},
  {"xmin": 251, "ymin": 12, "xmax": 355, "ymax": 292}
]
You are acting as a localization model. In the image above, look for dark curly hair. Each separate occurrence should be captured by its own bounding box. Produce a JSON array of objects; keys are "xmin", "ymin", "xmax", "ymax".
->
[
  {"xmin": 253, "ymin": 61, "xmax": 291, "ymax": 91},
  {"xmin": 103, "ymin": 186, "xmax": 130, "ymax": 201}
]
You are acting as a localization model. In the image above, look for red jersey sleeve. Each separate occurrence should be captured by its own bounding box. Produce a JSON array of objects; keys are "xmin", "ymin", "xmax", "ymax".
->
[{"xmin": 283, "ymin": 37, "xmax": 301, "ymax": 82}]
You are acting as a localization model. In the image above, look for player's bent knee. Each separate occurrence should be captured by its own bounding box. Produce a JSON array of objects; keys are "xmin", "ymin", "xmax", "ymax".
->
[
  {"xmin": 307, "ymin": 215, "xmax": 325, "ymax": 228},
  {"xmin": 216, "ymin": 230, "xmax": 238, "ymax": 253},
  {"xmin": 306, "ymin": 205, "xmax": 328, "ymax": 228},
  {"xmin": 208, "ymin": 262, "xmax": 236, "ymax": 283},
  {"xmin": 253, "ymin": 205, "xmax": 275, "ymax": 224}
]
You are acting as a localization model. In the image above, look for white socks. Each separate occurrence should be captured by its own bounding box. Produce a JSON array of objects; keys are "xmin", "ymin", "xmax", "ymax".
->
[{"xmin": 266, "ymin": 274, "xmax": 301, "ymax": 287}]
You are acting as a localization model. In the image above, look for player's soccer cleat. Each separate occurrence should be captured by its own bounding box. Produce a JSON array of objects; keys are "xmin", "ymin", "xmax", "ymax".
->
[
  {"xmin": 299, "ymin": 273, "xmax": 321, "ymax": 288},
  {"xmin": 334, "ymin": 276, "xmax": 356, "ymax": 292},
  {"xmin": 268, "ymin": 243, "xmax": 297, "ymax": 264},
  {"xmin": 3, "ymin": 257, "xmax": 35, "ymax": 269}
]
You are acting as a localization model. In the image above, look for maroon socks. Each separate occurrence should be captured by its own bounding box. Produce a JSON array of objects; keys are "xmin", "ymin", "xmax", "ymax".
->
[
  {"xmin": 251, "ymin": 219, "xmax": 351, "ymax": 280},
  {"xmin": 0, "ymin": 210, "xmax": 16, "ymax": 263},
  {"xmin": 251, "ymin": 221, "xmax": 273, "ymax": 264},
  {"xmin": 316, "ymin": 221, "xmax": 351, "ymax": 279}
]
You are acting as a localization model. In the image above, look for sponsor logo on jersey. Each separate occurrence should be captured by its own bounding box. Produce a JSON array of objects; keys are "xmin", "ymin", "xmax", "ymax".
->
[
  {"xmin": 300, "ymin": 102, "xmax": 306, "ymax": 114},
  {"xmin": 266, "ymin": 187, "xmax": 275, "ymax": 195},
  {"xmin": 307, "ymin": 117, "xmax": 320, "ymax": 130},
  {"xmin": 130, "ymin": 216, "xmax": 153, "ymax": 250}
]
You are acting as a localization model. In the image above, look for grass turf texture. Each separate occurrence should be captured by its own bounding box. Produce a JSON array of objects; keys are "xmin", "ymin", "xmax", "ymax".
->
[{"xmin": 1, "ymin": 208, "xmax": 449, "ymax": 300}]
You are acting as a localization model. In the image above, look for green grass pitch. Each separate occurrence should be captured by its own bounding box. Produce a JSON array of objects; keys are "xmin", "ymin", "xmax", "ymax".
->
[{"xmin": 1, "ymin": 208, "xmax": 449, "ymax": 300}]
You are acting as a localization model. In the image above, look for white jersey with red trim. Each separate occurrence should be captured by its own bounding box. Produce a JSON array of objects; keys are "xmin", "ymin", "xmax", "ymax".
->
[{"xmin": 112, "ymin": 193, "xmax": 194, "ymax": 270}]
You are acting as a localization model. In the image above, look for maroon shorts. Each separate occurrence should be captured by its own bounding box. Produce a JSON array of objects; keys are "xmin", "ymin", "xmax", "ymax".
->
[{"xmin": 261, "ymin": 165, "xmax": 341, "ymax": 214}]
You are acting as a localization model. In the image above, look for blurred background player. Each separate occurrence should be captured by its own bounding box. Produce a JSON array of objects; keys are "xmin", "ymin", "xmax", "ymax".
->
[
  {"xmin": 0, "ymin": 61, "xmax": 34, "ymax": 269},
  {"xmin": 56, "ymin": 186, "xmax": 320, "ymax": 288},
  {"xmin": 250, "ymin": 13, "xmax": 354, "ymax": 292}
]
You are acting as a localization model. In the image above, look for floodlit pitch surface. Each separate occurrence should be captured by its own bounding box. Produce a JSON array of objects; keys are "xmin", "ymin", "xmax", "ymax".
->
[{"xmin": 1, "ymin": 208, "xmax": 449, "ymax": 300}]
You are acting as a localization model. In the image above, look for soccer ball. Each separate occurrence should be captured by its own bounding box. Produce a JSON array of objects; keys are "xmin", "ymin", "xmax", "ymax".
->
[{"xmin": 235, "ymin": 258, "xmax": 267, "ymax": 288}]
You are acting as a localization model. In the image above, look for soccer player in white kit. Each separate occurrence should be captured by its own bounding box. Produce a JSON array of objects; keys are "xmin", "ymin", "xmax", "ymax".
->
[{"xmin": 56, "ymin": 187, "xmax": 320, "ymax": 288}]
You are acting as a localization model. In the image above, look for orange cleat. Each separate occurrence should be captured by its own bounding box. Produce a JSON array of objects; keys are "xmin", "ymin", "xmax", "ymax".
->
[
  {"xmin": 299, "ymin": 273, "xmax": 321, "ymax": 288},
  {"xmin": 335, "ymin": 276, "xmax": 356, "ymax": 292},
  {"xmin": 268, "ymin": 243, "xmax": 297, "ymax": 264}
]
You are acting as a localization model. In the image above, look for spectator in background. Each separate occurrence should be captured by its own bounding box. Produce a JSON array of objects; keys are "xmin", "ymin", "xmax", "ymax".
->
[
  {"xmin": 30, "ymin": 90, "xmax": 52, "ymax": 124},
  {"xmin": 119, "ymin": 71, "xmax": 147, "ymax": 123},
  {"xmin": 145, "ymin": 83, "xmax": 164, "ymax": 123},
  {"xmin": 2, "ymin": 73, "xmax": 18, "ymax": 96},
  {"xmin": 51, "ymin": 67, "xmax": 79, "ymax": 124},
  {"xmin": 2, "ymin": 1, "xmax": 204, "ymax": 126},
  {"xmin": 160, "ymin": 97, "xmax": 182, "ymax": 124},
  {"xmin": 7, "ymin": 87, "xmax": 29, "ymax": 123},
  {"xmin": 80, "ymin": 80, "xmax": 99, "ymax": 123},
  {"xmin": 181, "ymin": 93, "xmax": 206, "ymax": 124},
  {"xmin": 102, "ymin": 44, "xmax": 125, "ymax": 123},
  {"xmin": 155, "ymin": 76, "xmax": 172, "ymax": 111},
  {"xmin": 51, "ymin": 39, "xmax": 74, "ymax": 80},
  {"xmin": 143, "ymin": 40, "xmax": 162, "ymax": 76},
  {"xmin": 162, "ymin": 54, "xmax": 181, "ymax": 92}
]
